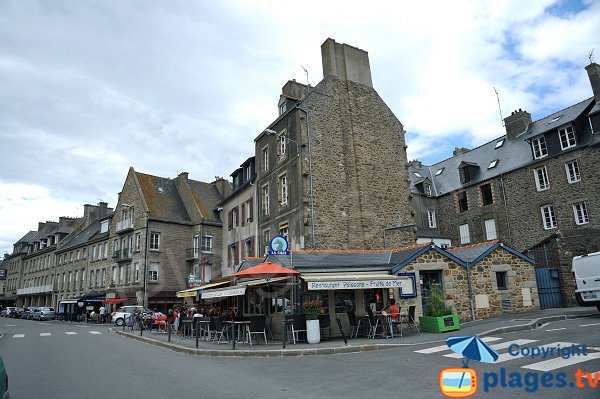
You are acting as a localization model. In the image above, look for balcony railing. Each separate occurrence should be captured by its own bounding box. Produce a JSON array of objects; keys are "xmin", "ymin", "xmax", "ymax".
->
[
  {"xmin": 186, "ymin": 248, "xmax": 199, "ymax": 260},
  {"xmin": 113, "ymin": 248, "xmax": 132, "ymax": 261},
  {"xmin": 17, "ymin": 284, "xmax": 53, "ymax": 295},
  {"xmin": 116, "ymin": 219, "xmax": 134, "ymax": 233}
]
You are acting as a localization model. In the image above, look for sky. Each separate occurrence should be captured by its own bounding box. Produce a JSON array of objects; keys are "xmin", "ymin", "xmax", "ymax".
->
[{"xmin": 1, "ymin": 0, "xmax": 599, "ymax": 255}]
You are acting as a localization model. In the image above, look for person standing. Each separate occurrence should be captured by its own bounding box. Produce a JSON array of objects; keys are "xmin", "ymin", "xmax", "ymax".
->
[{"xmin": 99, "ymin": 305, "xmax": 106, "ymax": 323}]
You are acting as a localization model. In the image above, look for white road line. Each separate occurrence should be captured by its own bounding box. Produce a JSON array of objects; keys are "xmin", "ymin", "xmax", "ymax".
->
[
  {"xmin": 76, "ymin": 325, "xmax": 90, "ymax": 328},
  {"xmin": 89, "ymin": 331, "xmax": 102, "ymax": 335},
  {"xmin": 495, "ymin": 342, "xmax": 576, "ymax": 363},
  {"xmin": 3, "ymin": 325, "xmax": 15, "ymax": 327},
  {"xmin": 65, "ymin": 332, "xmax": 77, "ymax": 335},
  {"xmin": 12, "ymin": 334, "xmax": 24, "ymax": 338},
  {"xmin": 523, "ymin": 352, "xmax": 600, "ymax": 372},
  {"xmin": 38, "ymin": 323, "xmax": 49, "ymax": 325},
  {"xmin": 545, "ymin": 328, "xmax": 567, "ymax": 332},
  {"xmin": 40, "ymin": 333, "xmax": 51, "ymax": 337},
  {"xmin": 415, "ymin": 336, "xmax": 502, "ymax": 354},
  {"xmin": 579, "ymin": 322, "xmax": 600, "ymax": 327},
  {"xmin": 443, "ymin": 339, "xmax": 538, "ymax": 359}
]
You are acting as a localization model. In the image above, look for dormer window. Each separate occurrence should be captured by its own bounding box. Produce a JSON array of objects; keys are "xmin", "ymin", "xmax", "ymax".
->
[
  {"xmin": 532, "ymin": 137, "xmax": 548, "ymax": 159},
  {"xmin": 414, "ymin": 172, "xmax": 422, "ymax": 178},
  {"xmin": 424, "ymin": 184, "xmax": 432, "ymax": 196},
  {"xmin": 460, "ymin": 165, "xmax": 472, "ymax": 184},
  {"xmin": 558, "ymin": 125, "xmax": 576, "ymax": 150},
  {"xmin": 278, "ymin": 97, "xmax": 287, "ymax": 116}
]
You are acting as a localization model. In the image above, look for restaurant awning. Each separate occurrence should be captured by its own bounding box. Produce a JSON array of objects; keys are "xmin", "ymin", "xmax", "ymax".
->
[
  {"xmin": 176, "ymin": 281, "xmax": 232, "ymax": 298},
  {"xmin": 301, "ymin": 272, "xmax": 415, "ymax": 294},
  {"xmin": 102, "ymin": 298, "xmax": 127, "ymax": 305},
  {"xmin": 201, "ymin": 286, "xmax": 246, "ymax": 299},
  {"xmin": 240, "ymin": 277, "xmax": 290, "ymax": 287}
]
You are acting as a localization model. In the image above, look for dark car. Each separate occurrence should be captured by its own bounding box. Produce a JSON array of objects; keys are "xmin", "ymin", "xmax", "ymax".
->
[
  {"xmin": 0, "ymin": 354, "xmax": 10, "ymax": 398},
  {"xmin": 22, "ymin": 307, "xmax": 39, "ymax": 320}
]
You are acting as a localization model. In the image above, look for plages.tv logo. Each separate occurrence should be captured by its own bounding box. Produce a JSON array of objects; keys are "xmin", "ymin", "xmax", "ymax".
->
[{"xmin": 439, "ymin": 336, "xmax": 499, "ymax": 398}]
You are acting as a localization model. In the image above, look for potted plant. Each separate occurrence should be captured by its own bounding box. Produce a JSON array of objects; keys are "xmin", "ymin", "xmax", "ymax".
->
[
  {"xmin": 302, "ymin": 299, "xmax": 322, "ymax": 344},
  {"xmin": 418, "ymin": 283, "xmax": 460, "ymax": 333}
]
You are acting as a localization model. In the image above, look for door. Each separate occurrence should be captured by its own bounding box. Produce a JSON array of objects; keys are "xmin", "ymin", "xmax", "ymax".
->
[
  {"xmin": 420, "ymin": 270, "xmax": 443, "ymax": 315},
  {"xmin": 535, "ymin": 268, "xmax": 562, "ymax": 309}
]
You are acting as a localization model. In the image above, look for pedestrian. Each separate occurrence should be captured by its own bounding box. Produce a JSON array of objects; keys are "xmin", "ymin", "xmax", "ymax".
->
[{"xmin": 99, "ymin": 305, "xmax": 106, "ymax": 323}]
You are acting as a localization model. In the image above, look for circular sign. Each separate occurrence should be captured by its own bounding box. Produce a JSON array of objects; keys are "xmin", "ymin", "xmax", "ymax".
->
[{"xmin": 270, "ymin": 236, "xmax": 288, "ymax": 252}]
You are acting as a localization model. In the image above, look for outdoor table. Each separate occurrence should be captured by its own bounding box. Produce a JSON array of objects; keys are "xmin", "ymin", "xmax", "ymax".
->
[
  {"xmin": 181, "ymin": 319, "xmax": 194, "ymax": 338},
  {"xmin": 195, "ymin": 319, "xmax": 211, "ymax": 340},
  {"xmin": 224, "ymin": 320, "xmax": 250, "ymax": 350}
]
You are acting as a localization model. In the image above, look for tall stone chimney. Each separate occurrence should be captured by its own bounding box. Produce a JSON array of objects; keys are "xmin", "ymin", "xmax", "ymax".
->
[
  {"xmin": 99, "ymin": 201, "xmax": 108, "ymax": 218},
  {"xmin": 504, "ymin": 108, "xmax": 532, "ymax": 140},
  {"xmin": 321, "ymin": 38, "xmax": 373, "ymax": 88},
  {"xmin": 586, "ymin": 62, "xmax": 600, "ymax": 103},
  {"xmin": 281, "ymin": 79, "xmax": 308, "ymax": 100},
  {"xmin": 453, "ymin": 147, "xmax": 471, "ymax": 156}
]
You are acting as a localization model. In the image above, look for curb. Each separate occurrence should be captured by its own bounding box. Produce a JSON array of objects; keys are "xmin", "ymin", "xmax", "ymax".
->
[{"xmin": 480, "ymin": 312, "xmax": 598, "ymax": 337}]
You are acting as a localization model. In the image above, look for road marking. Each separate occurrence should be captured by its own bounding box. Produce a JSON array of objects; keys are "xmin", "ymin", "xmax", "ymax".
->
[
  {"xmin": 495, "ymin": 342, "xmax": 575, "ymax": 363},
  {"xmin": 65, "ymin": 332, "xmax": 77, "ymax": 335},
  {"xmin": 523, "ymin": 352, "xmax": 600, "ymax": 372},
  {"xmin": 89, "ymin": 331, "xmax": 102, "ymax": 335},
  {"xmin": 579, "ymin": 322, "xmax": 600, "ymax": 327},
  {"xmin": 3, "ymin": 325, "xmax": 15, "ymax": 327},
  {"xmin": 38, "ymin": 323, "xmax": 49, "ymax": 325},
  {"xmin": 13, "ymin": 334, "xmax": 24, "ymax": 338},
  {"xmin": 76, "ymin": 325, "xmax": 90, "ymax": 328},
  {"xmin": 443, "ymin": 339, "xmax": 537, "ymax": 359},
  {"xmin": 40, "ymin": 333, "xmax": 51, "ymax": 337},
  {"xmin": 545, "ymin": 328, "xmax": 567, "ymax": 332},
  {"xmin": 415, "ymin": 336, "xmax": 502, "ymax": 354}
]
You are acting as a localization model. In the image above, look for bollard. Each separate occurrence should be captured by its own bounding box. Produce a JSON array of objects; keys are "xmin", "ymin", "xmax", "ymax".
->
[
  {"xmin": 195, "ymin": 320, "xmax": 199, "ymax": 348},
  {"xmin": 282, "ymin": 317, "xmax": 288, "ymax": 349},
  {"xmin": 140, "ymin": 316, "xmax": 143, "ymax": 336},
  {"xmin": 168, "ymin": 322, "xmax": 172, "ymax": 342}
]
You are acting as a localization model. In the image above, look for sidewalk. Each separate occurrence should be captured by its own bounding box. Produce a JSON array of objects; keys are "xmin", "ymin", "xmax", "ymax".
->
[{"xmin": 112, "ymin": 307, "xmax": 598, "ymax": 357}]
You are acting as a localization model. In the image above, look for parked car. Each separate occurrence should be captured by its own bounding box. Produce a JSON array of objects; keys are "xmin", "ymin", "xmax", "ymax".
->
[
  {"xmin": 32, "ymin": 307, "xmax": 56, "ymax": 320},
  {"xmin": 8, "ymin": 308, "xmax": 23, "ymax": 319},
  {"xmin": 22, "ymin": 307, "xmax": 40, "ymax": 320},
  {"xmin": 0, "ymin": 354, "xmax": 10, "ymax": 399},
  {"xmin": 0, "ymin": 308, "xmax": 15, "ymax": 318},
  {"xmin": 111, "ymin": 306, "xmax": 153, "ymax": 326},
  {"xmin": 572, "ymin": 252, "xmax": 600, "ymax": 312},
  {"xmin": 14, "ymin": 308, "xmax": 27, "ymax": 319}
]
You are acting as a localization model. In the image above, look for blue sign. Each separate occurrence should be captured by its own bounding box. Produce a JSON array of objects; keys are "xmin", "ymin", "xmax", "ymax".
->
[{"xmin": 269, "ymin": 236, "xmax": 290, "ymax": 255}]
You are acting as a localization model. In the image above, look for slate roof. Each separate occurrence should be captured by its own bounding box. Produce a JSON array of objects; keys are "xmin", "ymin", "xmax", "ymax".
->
[
  {"xmin": 187, "ymin": 180, "xmax": 224, "ymax": 223},
  {"xmin": 16, "ymin": 231, "xmax": 37, "ymax": 244},
  {"xmin": 268, "ymin": 251, "xmax": 394, "ymax": 273},
  {"xmin": 447, "ymin": 242, "xmax": 497, "ymax": 264},
  {"xmin": 136, "ymin": 172, "xmax": 191, "ymax": 223},
  {"xmin": 29, "ymin": 222, "xmax": 59, "ymax": 242},
  {"xmin": 58, "ymin": 220, "xmax": 100, "ymax": 252},
  {"xmin": 409, "ymin": 97, "xmax": 596, "ymax": 196}
]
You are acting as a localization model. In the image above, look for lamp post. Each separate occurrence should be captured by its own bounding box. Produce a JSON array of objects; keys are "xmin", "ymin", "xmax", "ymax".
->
[{"xmin": 263, "ymin": 129, "xmax": 301, "ymax": 158}]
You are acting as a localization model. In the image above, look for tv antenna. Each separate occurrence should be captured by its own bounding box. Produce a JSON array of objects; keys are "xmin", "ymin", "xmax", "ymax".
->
[
  {"xmin": 589, "ymin": 48, "xmax": 595, "ymax": 64},
  {"xmin": 493, "ymin": 87, "xmax": 505, "ymax": 127},
  {"xmin": 301, "ymin": 65, "xmax": 309, "ymax": 86}
]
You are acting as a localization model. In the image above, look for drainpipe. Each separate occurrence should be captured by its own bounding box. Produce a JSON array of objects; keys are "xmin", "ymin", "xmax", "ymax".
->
[
  {"xmin": 296, "ymin": 106, "xmax": 316, "ymax": 249},
  {"xmin": 500, "ymin": 174, "xmax": 513, "ymax": 245},
  {"xmin": 466, "ymin": 261, "xmax": 476, "ymax": 321},
  {"xmin": 142, "ymin": 212, "xmax": 149, "ymax": 307}
]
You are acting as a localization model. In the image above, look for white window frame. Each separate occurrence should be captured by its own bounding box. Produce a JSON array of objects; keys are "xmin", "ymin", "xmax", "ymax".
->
[
  {"xmin": 262, "ymin": 146, "xmax": 269, "ymax": 172},
  {"xmin": 134, "ymin": 263, "xmax": 140, "ymax": 282},
  {"xmin": 558, "ymin": 125, "xmax": 576, "ymax": 150},
  {"xmin": 279, "ymin": 174, "xmax": 288, "ymax": 206},
  {"xmin": 201, "ymin": 235, "xmax": 213, "ymax": 253},
  {"xmin": 149, "ymin": 232, "xmax": 160, "ymax": 250},
  {"xmin": 565, "ymin": 160, "xmax": 581, "ymax": 183},
  {"xmin": 541, "ymin": 205, "xmax": 557, "ymax": 230},
  {"xmin": 148, "ymin": 262, "xmax": 159, "ymax": 282},
  {"xmin": 572, "ymin": 202, "xmax": 589, "ymax": 225},
  {"xmin": 135, "ymin": 233, "xmax": 141, "ymax": 251},
  {"xmin": 262, "ymin": 184, "xmax": 270, "ymax": 216},
  {"xmin": 278, "ymin": 133, "xmax": 287, "ymax": 158},
  {"xmin": 427, "ymin": 209, "xmax": 437, "ymax": 228},
  {"xmin": 532, "ymin": 137, "xmax": 548, "ymax": 159},
  {"xmin": 424, "ymin": 184, "xmax": 432, "ymax": 196},
  {"xmin": 279, "ymin": 223, "xmax": 289, "ymax": 240},
  {"xmin": 484, "ymin": 218, "xmax": 498, "ymax": 240},
  {"xmin": 534, "ymin": 166, "xmax": 550, "ymax": 191},
  {"xmin": 459, "ymin": 224, "xmax": 470, "ymax": 245}
]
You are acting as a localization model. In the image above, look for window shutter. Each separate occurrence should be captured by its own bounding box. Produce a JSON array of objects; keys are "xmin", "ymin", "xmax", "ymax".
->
[
  {"xmin": 227, "ymin": 245, "xmax": 232, "ymax": 267},
  {"xmin": 248, "ymin": 198, "xmax": 254, "ymax": 222},
  {"xmin": 234, "ymin": 242, "xmax": 239, "ymax": 265},
  {"xmin": 241, "ymin": 203, "xmax": 246, "ymax": 226},
  {"xmin": 228, "ymin": 210, "xmax": 233, "ymax": 231},
  {"xmin": 249, "ymin": 236, "xmax": 255, "ymax": 257}
]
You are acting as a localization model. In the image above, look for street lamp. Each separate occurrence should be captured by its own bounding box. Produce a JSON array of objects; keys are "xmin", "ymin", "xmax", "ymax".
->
[{"xmin": 263, "ymin": 129, "xmax": 300, "ymax": 158}]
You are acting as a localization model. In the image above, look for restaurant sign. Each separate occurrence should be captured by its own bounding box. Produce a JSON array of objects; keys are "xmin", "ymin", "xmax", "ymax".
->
[
  {"xmin": 269, "ymin": 236, "xmax": 290, "ymax": 255},
  {"xmin": 307, "ymin": 278, "xmax": 413, "ymax": 293},
  {"xmin": 187, "ymin": 275, "xmax": 202, "ymax": 287},
  {"xmin": 201, "ymin": 286, "xmax": 247, "ymax": 299}
]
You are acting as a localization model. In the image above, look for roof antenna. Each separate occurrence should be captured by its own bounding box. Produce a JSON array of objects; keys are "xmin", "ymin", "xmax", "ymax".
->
[
  {"xmin": 493, "ymin": 87, "xmax": 505, "ymax": 127},
  {"xmin": 589, "ymin": 48, "xmax": 595, "ymax": 64},
  {"xmin": 301, "ymin": 65, "xmax": 309, "ymax": 86}
]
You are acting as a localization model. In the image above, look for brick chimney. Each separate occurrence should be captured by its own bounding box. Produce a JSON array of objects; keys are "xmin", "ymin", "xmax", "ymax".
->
[
  {"xmin": 409, "ymin": 160, "xmax": 422, "ymax": 169},
  {"xmin": 453, "ymin": 147, "xmax": 471, "ymax": 156},
  {"xmin": 586, "ymin": 62, "xmax": 600, "ymax": 103},
  {"xmin": 99, "ymin": 201, "xmax": 108, "ymax": 218},
  {"xmin": 321, "ymin": 38, "xmax": 373, "ymax": 88},
  {"xmin": 281, "ymin": 79, "xmax": 308, "ymax": 100},
  {"xmin": 504, "ymin": 108, "xmax": 532, "ymax": 140}
]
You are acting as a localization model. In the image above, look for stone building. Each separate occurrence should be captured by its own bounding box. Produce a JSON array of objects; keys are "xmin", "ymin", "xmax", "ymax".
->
[
  {"xmin": 409, "ymin": 62, "xmax": 600, "ymax": 306},
  {"xmin": 221, "ymin": 156, "xmax": 258, "ymax": 277},
  {"xmin": 255, "ymin": 38, "xmax": 415, "ymax": 254}
]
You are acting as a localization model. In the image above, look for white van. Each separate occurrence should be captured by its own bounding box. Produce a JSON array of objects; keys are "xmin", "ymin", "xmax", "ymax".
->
[{"xmin": 572, "ymin": 252, "xmax": 600, "ymax": 311}]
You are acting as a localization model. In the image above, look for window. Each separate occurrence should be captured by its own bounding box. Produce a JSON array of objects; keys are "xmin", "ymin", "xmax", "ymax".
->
[
  {"xmin": 57, "ymin": 255, "xmax": 61, "ymax": 265},
  {"xmin": 126, "ymin": 264, "xmax": 133, "ymax": 283},
  {"xmin": 262, "ymin": 147, "xmax": 269, "ymax": 171},
  {"xmin": 246, "ymin": 198, "xmax": 254, "ymax": 222},
  {"xmin": 424, "ymin": 184, "xmax": 432, "ymax": 196},
  {"xmin": 262, "ymin": 185, "xmax": 270, "ymax": 215},
  {"xmin": 80, "ymin": 269, "xmax": 85, "ymax": 289},
  {"xmin": 100, "ymin": 220, "xmax": 109, "ymax": 234},
  {"xmin": 135, "ymin": 233, "xmax": 141, "ymax": 251},
  {"xmin": 458, "ymin": 191, "xmax": 468, "ymax": 212},
  {"xmin": 244, "ymin": 237, "xmax": 254, "ymax": 258},
  {"xmin": 150, "ymin": 232, "xmax": 160, "ymax": 250},
  {"xmin": 495, "ymin": 139, "xmax": 505, "ymax": 149},
  {"xmin": 496, "ymin": 271, "xmax": 508, "ymax": 290},
  {"xmin": 229, "ymin": 243, "xmax": 239, "ymax": 267},
  {"xmin": 488, "ymin": 159, "xmax": 498, "ymax": 169},
  {"xmin": 76, "ymin": 250, "xmax": 80, "ymax": 260},
  {"xmin": 112, "ymin": 266, "xmax": 117, "ymax": 285},
  {"xmin": 427, "ymin": 209, "xmax": 437, "ymax": 228},
  {"xmin": 201, "ymin": 235, "xmax": 213, "ymax": 252},
  {"xmin": 480, "ymin": 184, "xmax": 493, "ymax": 206},
  {"xmin": 103, "ymin": 243, "xmax": 108, "ymax": 259},
  {"xmin": 134, "ymin": 263, "xmax": 140, "ymax": 282},
  {"xmin": 278, "ymin": 133, "xmax": 287, "ymax": 158},
  {"xmin": 414, "ymin": 172, "xmax": 422, "ymax": 178},
  {"xmin": 241, "ymin": 202, "xmax": 246, "ymax": 226},
  {"xmin": 262, "ymin": 229, "xmax": 270, "ymax": 256},
  {"xmin": 459, "ymin": 166, "xmax": 471, "ymax": 184},
  {"xmin": 279, "ymin": 174, "xmax": 288, "ymax": 206},
  {"xmin": 565, "ymin": 161, "xmax": 581, "ymax": 183},
  {"xmin": 89, "ymin": 270, "xmax": 94, "ymax": 288},
  {"xmin": 459, "ymin": 224, "xmax": 470, "ymax": 244},
  {"xmin": 279, "ymin": 223, "xmax": 289, "ymax": 240},
  {"xmin": 148, "ymin": 262, "xmax": 159, "ymax": 282},
  {"xmin": 485, "ymin": 219, "xmax": 498, "ymax": 240},
  {"xmin": 232, "ymin": 207, "xmax": 239, "ymax": 228},
  {"xmin": 534, "ymin": 166, "xmax": 550, "ymax": 191},
  {"xmin": 532, "ymin": 137, "xmax": 548, "ymax": 159},
  {"xmin": 91, "ymin": 245, "xmax": 97, "ymax": 261},
  {"xmin": 558, "ymin": 125, "xmax": 576, "ymax": 150},
  {"xmin": 119, "ymin": 266, "xmax": 124, "ymax": 284},
  {"xmin": 541, "ymin": 205, "xmax": 557, "ymax": 229},
  {"xmin": 435, "ymin": 168, "xmax": 444, "ymax": 176},
  {"xmin": 572, "ymin": 202, "xmax": 589, "ymax": 225}
]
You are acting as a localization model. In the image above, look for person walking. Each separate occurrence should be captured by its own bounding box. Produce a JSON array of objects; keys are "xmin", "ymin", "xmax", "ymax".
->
[{"xmin": 99, "ymin": 305, "xmax": 106, "ymax": 324}]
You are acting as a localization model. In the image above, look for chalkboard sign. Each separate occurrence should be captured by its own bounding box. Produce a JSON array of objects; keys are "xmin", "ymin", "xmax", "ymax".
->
[{"xmin": 443, "ymin": 316, "xmax": 455, "ymax": 327}]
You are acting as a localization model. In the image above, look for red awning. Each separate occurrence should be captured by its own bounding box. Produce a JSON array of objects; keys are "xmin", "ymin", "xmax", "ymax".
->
[
  {"xmin": 102, "ymin": 298, "xmax": 125, "ymax": 305},
  {"xmin": 230, "ymin": 262, "xmax": 300, "ymax": 280}
]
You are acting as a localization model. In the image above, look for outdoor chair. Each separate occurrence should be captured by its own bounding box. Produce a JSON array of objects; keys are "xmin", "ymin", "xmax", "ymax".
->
[
  {"xmin": 318, "ymin": 314, "xmax": 332, "ymax": 340},
  {"xmin": 366, "ymin": 308, "xmax": 379, "ymax": 339},
  {"xmin": 390, "ymin": 307, "xmax": 403, "ymax": 338},
  {"xmin": 289, "ymin": 315, "xmax": 307, "ymax": 344},
  {"xmin": 211, "ymin": 317, "xmax": 227, "ymax": 344},
  {"xmin": 347, "ymin": 311, "xmax": 362, "ymax": 338},
  {"xmin": 402, "ymin": 305, "xmax": 421, "ymax": 335},
  {"xmin": 247, "ymin": 315, "xmax": 268, "ymax": 345}
]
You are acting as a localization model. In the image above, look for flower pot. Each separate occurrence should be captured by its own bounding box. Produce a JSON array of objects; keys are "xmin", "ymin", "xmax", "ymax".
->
[{"xmin": 306, "ymin": 319, "xmax": 320, "ymax": 344}]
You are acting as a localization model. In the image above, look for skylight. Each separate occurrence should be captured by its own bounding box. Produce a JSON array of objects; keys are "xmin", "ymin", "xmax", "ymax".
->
[
  {"xmin": 488, "ymin": 159, "xmax": 499, "ymax": 169},
  {"xmin": 157, "ymin": 187, "xmax": 164, "ymax": 193},
  {"xmin": 495, "ymin": 139, "xmax": 505, "ymax": 149},
  {"xmin": 548, "ymin": 115, "xmax": 562, "ymax": 124},
  {"xmin": 435, "ymin": 168, "xmax": 444, "ymax": 176},
  {"xmin": 414, "ymin": 172, "xmax": 422, "ymax": 178}
]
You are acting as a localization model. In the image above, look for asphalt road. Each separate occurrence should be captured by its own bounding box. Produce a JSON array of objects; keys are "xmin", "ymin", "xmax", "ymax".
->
[{"xmin": 0, "ymin": 315, "xmax": 599, "ymax": 399}]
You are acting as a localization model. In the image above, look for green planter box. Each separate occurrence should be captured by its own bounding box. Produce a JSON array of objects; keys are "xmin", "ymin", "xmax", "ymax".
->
[{"xmin": 419, "ymin": 314, "xmax": 460, "ymax": 333}]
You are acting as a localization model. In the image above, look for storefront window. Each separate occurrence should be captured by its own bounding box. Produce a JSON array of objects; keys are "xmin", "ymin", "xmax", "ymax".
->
[
  {"xmin": 302, "ymin": 292, "xmax": 329, "ymax": 314},
  {"xmin": 364, "ymin": 289, "xmax": 385, "ymax": 312},
  {"xmin": 244, "ymin": 289, "xmax": 263, "ymax": 315},
  {"xmin": 264, "ymin": 284, "xmax": 292, "ymax": 315},
  {"xmin": 334, "ymin": 291, "xmax": 355, "ymax": 313}
]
